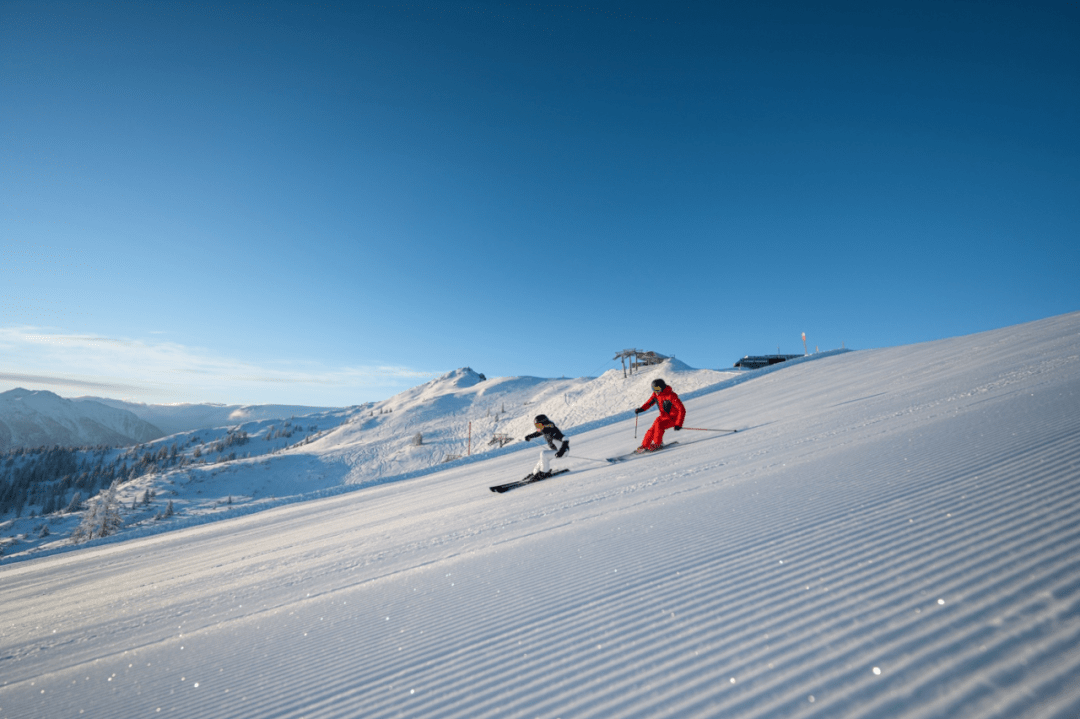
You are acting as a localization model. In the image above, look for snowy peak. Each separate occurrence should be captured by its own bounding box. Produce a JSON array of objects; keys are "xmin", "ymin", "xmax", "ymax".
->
[
  {"xmin": 381, "ymin": 367, "xmax": 488, "ymax": 408},
  {"xmin": 1, "ymin": 387, "xmax": 37, "ymax": 401},
  {"xmin": 1, "ymin": 387, "xmax": 66, "ymax": 410},
  {"xmin": 421, "ymin": 367, "xmax": 485, "ymax": 392}
]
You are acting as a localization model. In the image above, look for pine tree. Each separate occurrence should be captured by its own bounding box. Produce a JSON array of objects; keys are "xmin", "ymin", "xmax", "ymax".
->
[{"xmin": 71, "ymin": 480, "xmax": 124, "ymax": 543}]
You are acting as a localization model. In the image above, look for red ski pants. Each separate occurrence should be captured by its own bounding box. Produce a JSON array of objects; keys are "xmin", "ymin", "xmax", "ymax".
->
[{"xmin": 642, "ymin": 417, "xmax": 678, "ymax": 448}]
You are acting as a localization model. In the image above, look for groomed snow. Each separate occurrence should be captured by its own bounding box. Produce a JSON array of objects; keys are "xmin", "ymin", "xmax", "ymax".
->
[{"xmin": 2, "ymin": 312, "xmax": 1079, "ymax": 718}]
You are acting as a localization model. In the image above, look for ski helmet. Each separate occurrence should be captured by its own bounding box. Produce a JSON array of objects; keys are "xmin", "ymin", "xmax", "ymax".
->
[
  {"xmin": 534, "ymin": 414, "xmax": 550, "ymax": 425},
  {"xmin": 651, "ymin": 378, "xmax": 667, "ymax": 392}
]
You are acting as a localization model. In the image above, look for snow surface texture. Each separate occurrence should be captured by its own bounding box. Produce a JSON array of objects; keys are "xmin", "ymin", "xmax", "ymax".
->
[{"xmin": 2, "ymin": 313, "xmax": 1079, "ymax": 718}]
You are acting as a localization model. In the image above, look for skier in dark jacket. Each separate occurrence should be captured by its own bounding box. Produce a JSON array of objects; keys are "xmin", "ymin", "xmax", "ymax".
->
[
  {"xmin": 634, "ymin": 378, "xmax": 686, "ymax": 452},
  {"xmin": 523, "ymin": 414, "xmax": 569, "ymax": 478}
]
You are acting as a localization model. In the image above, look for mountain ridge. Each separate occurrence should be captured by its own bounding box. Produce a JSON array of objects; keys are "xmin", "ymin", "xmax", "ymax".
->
[
  {"xmin": 0, "ymin": 388, "xmax": 164, "ymax": 451},
  {"xmin": 73, "ymin": 396, "xmax": 338, "ymax": 437}
]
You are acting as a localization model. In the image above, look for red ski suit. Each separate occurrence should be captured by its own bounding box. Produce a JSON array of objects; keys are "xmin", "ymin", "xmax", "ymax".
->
[{"xmin": 638, "ymin": 386, "xmax": 686, "ymax": 449}]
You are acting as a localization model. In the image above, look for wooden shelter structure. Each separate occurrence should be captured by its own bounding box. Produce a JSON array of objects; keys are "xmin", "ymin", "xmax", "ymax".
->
[{"xmin": 614, "ymin": 349, "xmax": 669, "ymax": 378}]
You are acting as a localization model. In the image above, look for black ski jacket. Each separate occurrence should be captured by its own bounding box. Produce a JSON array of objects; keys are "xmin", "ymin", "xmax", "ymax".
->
[{"xmin": 525, "ymin": 423, "xmax": 569, "ymax": 454}]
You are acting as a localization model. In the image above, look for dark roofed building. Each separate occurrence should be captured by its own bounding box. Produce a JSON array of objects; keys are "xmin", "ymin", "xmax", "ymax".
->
[{"xmin": 733, "ymin": 354, "xmax": 803, "ymax": 370}]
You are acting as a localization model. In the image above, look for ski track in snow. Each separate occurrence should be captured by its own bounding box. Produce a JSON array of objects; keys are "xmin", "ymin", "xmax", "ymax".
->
[{"xmin": 2, "ymin": 313, "xmax": 1080, "ymax": 718}]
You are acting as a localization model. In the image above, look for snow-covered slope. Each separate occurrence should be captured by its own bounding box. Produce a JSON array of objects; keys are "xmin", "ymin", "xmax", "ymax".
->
[
  {"xmin": 1, "ymin": 361, "xmax": 735, "ymax": 556},
  {"xmin": 314, "ymin": 361, "xmax": 737, "ymax": 486},
  {"xmin": 75, "ymin": 397, "xmax": 337, "ymax": 436},
  {"xmin": 1, "ymin": 312, "xmax": 1079, "ymax": 718},
  {"xmin": 0, "ymin": 388, "xmax": 164, "ymax": 451}
]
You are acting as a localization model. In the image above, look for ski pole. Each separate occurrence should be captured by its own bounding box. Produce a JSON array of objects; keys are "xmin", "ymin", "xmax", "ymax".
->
[
  {"xmin": 634, "ymin": 412, "xmax": 639, "ymax": 439},
  {"xmin": 680, "ymin": 427, "xmax": 738, "ymax": 433}
]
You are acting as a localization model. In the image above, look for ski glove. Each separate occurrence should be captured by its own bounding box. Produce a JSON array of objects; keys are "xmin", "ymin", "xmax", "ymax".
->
[
  {"xmin": 634, "ymin": 407, "xmax": 644, "ymax": 414},
  {"xmin": 555, "ymin": 442, "xmax": 568, "ymax": 459},
  {"xmin": 673, "ymin": 425, "xmax": 682, "ymax": 431}
]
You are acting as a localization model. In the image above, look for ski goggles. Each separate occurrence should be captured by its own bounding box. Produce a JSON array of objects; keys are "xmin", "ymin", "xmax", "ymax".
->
[{"xmin": 534, "ymin": 422, "xmax": 545, "ymax": 429}]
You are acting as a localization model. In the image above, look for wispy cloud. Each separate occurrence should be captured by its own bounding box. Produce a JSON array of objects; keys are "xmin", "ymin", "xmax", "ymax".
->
[
  {"xmin": 0, "ymin": 327, "xmax": 441, "ymax": 405},
  {"xmin": 0, "ymin": 372, "xmax": 146, "ymax": 395}
]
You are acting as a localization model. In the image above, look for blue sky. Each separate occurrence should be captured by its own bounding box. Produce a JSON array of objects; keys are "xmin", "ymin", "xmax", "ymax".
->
[{"xmin": 2, "ymin": 1, "xmax": 1078, "ymax": 406}]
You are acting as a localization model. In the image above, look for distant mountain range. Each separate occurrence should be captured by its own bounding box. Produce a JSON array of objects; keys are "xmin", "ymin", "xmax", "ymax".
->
[
  {"xmin": 0, "ymin": 388, "xmax": 339, "ymax": 451},
  {"xmin": 75, "ymin": 397, "xmax": 336, "ymax": 437},
  {"xmin": 0, "ymin": 388, "xmax": 165, "ymax": 451}
]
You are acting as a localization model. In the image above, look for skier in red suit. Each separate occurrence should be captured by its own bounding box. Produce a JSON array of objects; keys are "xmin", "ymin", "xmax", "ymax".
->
[{"xmin": 634, "ymin": 378, "xmax": 686, "ymax": 452}]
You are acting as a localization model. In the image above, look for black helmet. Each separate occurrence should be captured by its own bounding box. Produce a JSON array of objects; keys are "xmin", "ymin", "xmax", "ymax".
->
[
  {"xmin": 533, "ymin": 414, "xmax": 550, "ymax": 425},
  {"xmin": 651, "ymin": 378, "xmax": 667, "ymax": 392}
]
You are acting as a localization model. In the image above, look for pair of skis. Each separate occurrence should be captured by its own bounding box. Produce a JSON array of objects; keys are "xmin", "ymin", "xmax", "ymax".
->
[
  {"xmin": 489, "ymin": 442, "xmax": 682, "ymax": 493},
  {"xmin": 604, "ymin": 427, "xmax": 740, "ymax": 463},
  {"xmin": 489, "ymin": 427, "xmax": 743, "ymax": 493},
  {"xmin": 489, "ymin": 468, "xmax": 571, "ymax": 493},
  {"xmin": 605, "ymin": 441, "xmax": 680, "ymax": 464}
]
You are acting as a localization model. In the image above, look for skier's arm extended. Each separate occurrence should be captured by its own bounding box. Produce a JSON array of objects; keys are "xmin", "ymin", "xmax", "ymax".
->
[{"xmin": 635, "ymin": 395, "xmax": 657, "ymax": 414}]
